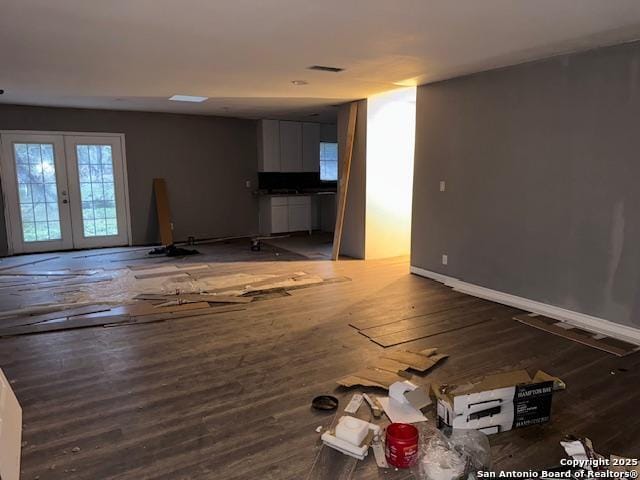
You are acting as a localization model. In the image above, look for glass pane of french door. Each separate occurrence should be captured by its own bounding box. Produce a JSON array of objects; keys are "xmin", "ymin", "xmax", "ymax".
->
[
  {"xmin": 0, "ymin": 132, "xmax": 74, "ymax": 254},
  {"xmin": 14, "ymin": 142, "xmax": 62, "ymax": 242},
  {"xmin": 76, "ymin": 144, "xmax": 119, "ymax": 237},
  {"xmin": 64, "ymin": 135, "xmax": 129, "ymax": 249}
]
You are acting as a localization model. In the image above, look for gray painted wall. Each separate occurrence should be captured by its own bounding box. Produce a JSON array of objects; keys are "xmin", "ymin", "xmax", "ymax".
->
[
  {"xmin": 0, "ymin": 104, "xmax": 258, "ymax": 254},
  {"xmin": 412, "ymin": 40, "xmax": 640, "ymax": 329}
]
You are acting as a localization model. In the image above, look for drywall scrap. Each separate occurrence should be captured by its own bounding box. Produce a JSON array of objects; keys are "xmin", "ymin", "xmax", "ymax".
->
[
  {"xmin": 336, "ymin": 348, "xmax": 447, "ymax": 389},
  {"xmin": 0, "ymin": 368, "xmax": 22, "ymax": 480},
  {"xmin": 514, "ymin": 313, "xmax": 640, "ymax": 357},
  {"xmin": 0, "ymin": 265, "xmax": 349, "ymax": 337}
]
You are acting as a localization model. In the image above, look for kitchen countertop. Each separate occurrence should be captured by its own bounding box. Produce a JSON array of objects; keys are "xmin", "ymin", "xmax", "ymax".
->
[{"xmin": 254, "ymin": 190, "xmax": 336, "ymax": 197}]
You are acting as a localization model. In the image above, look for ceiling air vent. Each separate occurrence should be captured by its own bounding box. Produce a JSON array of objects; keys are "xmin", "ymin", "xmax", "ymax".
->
[{"xmin": 308, "ymin": 65, "xmax": 344, "ymax": 73}]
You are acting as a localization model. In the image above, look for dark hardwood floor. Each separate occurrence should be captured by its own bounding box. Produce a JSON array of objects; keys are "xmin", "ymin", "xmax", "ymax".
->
[{"xmin": 1, "ymin": 242, "xmax": 639, "ymax": 479}]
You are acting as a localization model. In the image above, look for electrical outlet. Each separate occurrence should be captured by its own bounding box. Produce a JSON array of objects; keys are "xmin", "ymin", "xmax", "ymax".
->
[
  {"xmin": 442, "ymin": 254, "xmax": 448, "ymax": 265},
  {"xmin": 245, "ymin": 180, "xmax": 251, "ymax": 188},
  {"xmin": 439, "ymin": 181, "xmax": 446, "ymax": 192},
  {"xmin": 170, "ymin": 222, "xmax": 174, "ymax": 231}
]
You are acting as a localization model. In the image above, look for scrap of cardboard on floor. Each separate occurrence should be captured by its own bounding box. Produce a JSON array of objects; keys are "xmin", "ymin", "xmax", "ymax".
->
[{"xmin": 336, "ymin": 348, "xmax": 448, "ymax": 389}]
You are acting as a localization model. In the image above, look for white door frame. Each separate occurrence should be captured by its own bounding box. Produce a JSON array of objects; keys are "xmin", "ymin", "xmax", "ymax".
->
[
  {"xmin": 0, "ymin": 132, "xmax": 74, "ymax": 253},
  {"xmin": 0, "ymin": 130, "xmax": 133, "ymax": 255}
]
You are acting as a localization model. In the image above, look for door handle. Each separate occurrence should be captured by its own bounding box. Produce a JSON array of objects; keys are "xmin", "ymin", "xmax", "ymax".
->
[{"xmin": 62, "ymin": 199, "xmax": 68, "ymax": 204}]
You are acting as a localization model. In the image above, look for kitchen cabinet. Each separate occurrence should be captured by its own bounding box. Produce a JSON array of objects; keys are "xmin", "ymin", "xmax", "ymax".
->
[
  {"xmin": 302, "ymin": 122, "xmax": 321, "ymax": 172},
  {"xmin": 258, "ymin": 119, "xmax": 323, "ymax": 173},
  {"xmin": 259, "ymin": 195, "xmax": 312, "ymax": 234},
  {"xmin": 271, "ymin": 205, "xmax": 289, "ymax": 233},
  {"xmin": 280, "ymin": 121, "xmax": 303, "ymax": 172},
  {"xmin": 258, "ymin": 119, "xmax": 280, "ymax": 172},
  {"xmin": 287, "ymin": 196, "xmax": 311, "ymax": 232}
]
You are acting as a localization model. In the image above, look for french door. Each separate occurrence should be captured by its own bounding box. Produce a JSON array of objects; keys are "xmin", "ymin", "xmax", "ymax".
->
[{"xmin": 0, "ymin": 132, "xmax": 130, "ymax": 254}]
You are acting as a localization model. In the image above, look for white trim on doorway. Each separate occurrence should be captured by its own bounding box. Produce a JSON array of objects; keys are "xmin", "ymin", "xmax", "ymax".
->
[
  {"xmin": 0, "ymin": 130, "xmax": 132, "ymax": 255},
  {"xmin": 410, "ymin": 265, "xmax": 640, "ymax": 346}
]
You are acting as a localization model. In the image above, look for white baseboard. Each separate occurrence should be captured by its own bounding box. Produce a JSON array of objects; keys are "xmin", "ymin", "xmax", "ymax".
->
[{"xmin": 410, "ymin": 265, "xmax": 640, "ymax": 346}]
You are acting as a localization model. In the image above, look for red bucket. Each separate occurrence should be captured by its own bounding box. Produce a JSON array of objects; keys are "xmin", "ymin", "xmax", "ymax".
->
[{"xmin": 385, "ymin": 423, "xmax": 419, "ymax": 468}]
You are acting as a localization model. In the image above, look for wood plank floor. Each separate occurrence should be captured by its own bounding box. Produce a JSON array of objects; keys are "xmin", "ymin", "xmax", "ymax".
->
[{"xmin": 1, "ymin": 242, "xmax": 639, "ymax": 479}]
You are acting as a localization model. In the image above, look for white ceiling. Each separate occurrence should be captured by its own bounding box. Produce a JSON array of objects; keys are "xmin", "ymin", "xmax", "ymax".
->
[{"xmin": 2, "ymin": 0, "xmax": 640, "ymax": 122}]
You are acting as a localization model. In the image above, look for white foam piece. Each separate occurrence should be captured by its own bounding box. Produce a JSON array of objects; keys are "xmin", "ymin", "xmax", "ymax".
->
[{"xmin": 335, "ymin": 416, "xmax": 369, "ymax": 446}]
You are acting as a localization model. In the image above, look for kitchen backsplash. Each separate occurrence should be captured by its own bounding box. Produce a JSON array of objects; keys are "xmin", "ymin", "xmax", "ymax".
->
[{"xmin": 258, "ymin": 172, "xmax": 336, "ymax": 191}]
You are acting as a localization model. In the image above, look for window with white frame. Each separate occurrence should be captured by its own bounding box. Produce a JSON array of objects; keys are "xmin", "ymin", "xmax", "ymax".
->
[{"xmin": 319, "ymin": 142, "xmax": 338, "ymax": 181}]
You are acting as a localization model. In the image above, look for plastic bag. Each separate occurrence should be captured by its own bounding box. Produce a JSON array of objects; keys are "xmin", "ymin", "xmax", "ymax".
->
[{"xmin": 412, "ymin": 427, "xmax": 491, "ymax": 480}]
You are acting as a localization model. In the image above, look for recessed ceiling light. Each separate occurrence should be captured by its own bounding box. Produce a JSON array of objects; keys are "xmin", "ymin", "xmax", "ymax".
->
[
  {"xmin": 291, "ymin": 80, "xmax": 308, "ymax": 86},
  {"xmin": 308, "ymin": 65, "xmax": 344, "ymax": 73},
  {"xmin": 169, "ymin": 95, "xmax": 209, "ymax": 103}
]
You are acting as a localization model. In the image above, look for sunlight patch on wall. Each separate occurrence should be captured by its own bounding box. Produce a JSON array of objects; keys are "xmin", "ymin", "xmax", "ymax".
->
[{"xmin": 365, "ymin": 86, "xmax": 416, "ymax": 259}]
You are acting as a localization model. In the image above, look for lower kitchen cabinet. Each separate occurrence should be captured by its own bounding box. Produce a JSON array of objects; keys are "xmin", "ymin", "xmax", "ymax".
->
[
  {"xmin": 287, "ymin": 196, "xmax": 311, "ymax": 232},
  {"xmin": 259, "ymin": 195, "xmax": 312, "ymax": 234}
]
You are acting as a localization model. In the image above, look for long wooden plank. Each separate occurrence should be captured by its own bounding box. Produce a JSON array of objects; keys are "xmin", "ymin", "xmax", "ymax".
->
[
  {"xmin": 0, "ymin": 256, "xmax": 59, "ymax": 272},
  {"xmin": 0, "ymin": 304, "xmax": 113, "ymax": 330},
  {"xmin": 134, "ymin": 294, "xmax": 253, "ymax": 304},
  {"xmin": 359, "ymin": 302, "xmax": 499, "ymax": 339},
  {"xmin": 368, "ymin": 307, "xmax": 503, "ymax": 347},
  {"xmin": 12, "ymin": 275, "xmax": 113, "ymax": 292},
  {"xmin": 135, "ymin": 270, "xmax": 189, "ymax": 280},
  {"xmin": 346, "ymin": 286, "xmax": 469, "ymax": 330},
  {"xmin": 0, "ymin": 305, "xmax": 246, "ymax": 337},
  {"xmin": 177, "ymin": 294, "xmax": 252, "ymax": 304},
  {"xmin": 116, "ymin": 305, "xmax": 246, "ymax": 326},
  {"xmin": 331, "ymin": 102, "xmax": 358, "ymax": 260},
  {"xmin": 134, "ymin": 266, "xmax": 209, "ymax": 280},
  {"xmin": 350, "ymin": 295, "xmax": 490, "ymax": 331},
  {"xmin": 72, "ymin": 247, "xmax": 150, "ymax": 259},
  {"xmin": 515, "ymin": 314, "xmax": 640, "ymax": 357},
  {"xmin": 71, "ymin": 301, "xmax": 213, "ymax": 319},
  {"xmin": 153, "ymin": 178, "xmax": 173, "ymax": 246},
  {"xmin": 202, "ymin": 273, "xmax": 309, "ymax": 295}
]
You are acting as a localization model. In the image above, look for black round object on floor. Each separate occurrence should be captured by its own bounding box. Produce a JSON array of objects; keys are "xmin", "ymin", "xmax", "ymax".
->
[{"xmin": 311, "ymin": 395, "xmax": 339, "ymax": 411}]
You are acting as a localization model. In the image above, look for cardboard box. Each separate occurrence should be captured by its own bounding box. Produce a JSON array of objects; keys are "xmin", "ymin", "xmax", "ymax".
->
[{"xmin": 434, "ymin": 370, "xmax": 553, "ymax": 435}]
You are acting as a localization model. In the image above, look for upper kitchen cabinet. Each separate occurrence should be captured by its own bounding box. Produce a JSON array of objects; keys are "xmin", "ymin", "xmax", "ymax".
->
[
  {"xmin": 258, "ymin": 119, "xmax": 328, "ymax": 173},
  {"xmin": 258, "ymin": 119, "xmax": 280, "ymax": 172},
  {"xmin": 302, "ymin": 122, "xmax": 321, "ymax": 172},
  {"xmin": 279, "ymin": 121, "xmax": 303, "ymax": 172}
]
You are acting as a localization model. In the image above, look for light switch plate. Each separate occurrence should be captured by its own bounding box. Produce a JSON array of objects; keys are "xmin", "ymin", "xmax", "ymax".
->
[{"xmin": 440, "ymin": 181, "xmax": 446, "ymax": 192}]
